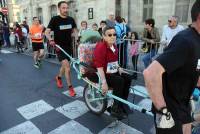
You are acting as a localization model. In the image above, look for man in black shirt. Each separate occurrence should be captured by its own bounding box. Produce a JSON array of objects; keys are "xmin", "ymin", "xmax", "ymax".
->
[
  {"xmin": 143, "ymin": 0, "xmax": 200, "ymax": 134},
  {"xmin": 45, "ymin": 1, "xmax": 77, "ymax": 97}
]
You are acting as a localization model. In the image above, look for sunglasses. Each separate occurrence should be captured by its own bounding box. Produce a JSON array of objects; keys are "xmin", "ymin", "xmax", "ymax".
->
[
  {"xmin": 107, "ymin": 33, "xmax": 117, "ymax": 37},
  {"xmin": 168, "ymin": 20, "xmax": 172, "ymax": 23}
]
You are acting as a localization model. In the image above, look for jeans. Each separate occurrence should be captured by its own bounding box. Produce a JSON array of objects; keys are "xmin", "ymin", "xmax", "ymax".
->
[{"xmin": 142, "ymin": 49, "xmax": 156, "ymax": 68}]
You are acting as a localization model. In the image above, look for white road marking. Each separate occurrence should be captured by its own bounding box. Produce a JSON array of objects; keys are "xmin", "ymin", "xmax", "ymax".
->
[
  {"xmin": 48, "ymin": 120, "xmax": 92, "ymax": 134},
  {"xmin": 1, "ymin": 50, "xmax": 13, "ymax": 54},
  {"xmin": 56, "ymin": 100, "xmax": 89, "ymax": 119},
  {"xmin": 99, "ymin": 121, "xmax": 143, "ymax": 134},
  {"xmin": 17, "ymin": 100, "xmax": 54, "ymax": 120}
]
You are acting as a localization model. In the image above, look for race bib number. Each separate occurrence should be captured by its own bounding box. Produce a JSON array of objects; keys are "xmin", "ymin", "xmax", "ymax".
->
[
  {"xmin": 106, "ymin": 61, "xmax": 119, "ymax": 74},
  {"xmin": 34, "ymin": 33, "xmax": 42, "ymax": 39},
  {"xmin": 59, "ymin": 24, "xmax": 72, "ymax": 30}
]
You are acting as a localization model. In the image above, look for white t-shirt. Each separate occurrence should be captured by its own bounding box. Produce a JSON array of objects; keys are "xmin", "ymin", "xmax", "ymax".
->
[
  {"xmin": 22, "ymin": 27, "xmax": 28, "ymax": 37},
  {"xmin": 161, "ymin": 25, "xmax": 184, "ymax": 46}
]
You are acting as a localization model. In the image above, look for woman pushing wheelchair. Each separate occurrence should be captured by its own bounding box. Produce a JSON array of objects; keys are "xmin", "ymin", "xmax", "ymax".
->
[{"xmin": 88, "ymin": 26, "xmax": 133, "ymax": 120}]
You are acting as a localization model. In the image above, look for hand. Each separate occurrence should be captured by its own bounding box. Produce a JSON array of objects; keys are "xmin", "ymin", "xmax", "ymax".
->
[
  {"xmin": 150, "ymin": 40, "xmax": 155, "ymax": 44},
  {"xmin": 49, "ymin": 40, "xmax": 55, "ymax": 47},
  {"xmin": 155, "ymin": 107, "xmax": 175, "ymax": 128},
  {"xmin": 101, "ymin": 82, "xmax": 108, "ymax": 95},
  {"xmin": 118, "ymin": 67, "xmax": 129, "ymax": 75}
]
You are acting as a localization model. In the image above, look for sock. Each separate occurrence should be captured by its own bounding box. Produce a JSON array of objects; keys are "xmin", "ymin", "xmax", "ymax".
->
[
  {"xmin": 69, "ymin": 85, "xmax": 72, "ymax": 88},
  {"xmin": 57, "ymin": 76, "xmax": 61, "ymax": 79}
]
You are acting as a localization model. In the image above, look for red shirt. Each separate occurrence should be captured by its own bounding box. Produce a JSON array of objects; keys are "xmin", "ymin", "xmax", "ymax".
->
[{"xmin": 93, "ymin": 41, "xmax": 118, "ymax": 73}]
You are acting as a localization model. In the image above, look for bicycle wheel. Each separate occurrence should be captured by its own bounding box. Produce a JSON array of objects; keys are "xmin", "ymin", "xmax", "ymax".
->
[{"xmin": 84, "ymin": 84, "xmax": 107, "ymax": 115}]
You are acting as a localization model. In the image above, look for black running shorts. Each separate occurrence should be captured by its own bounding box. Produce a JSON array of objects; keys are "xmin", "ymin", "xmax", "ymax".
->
[
  {"xmin": 57, "ymin": 47, "xmax": 72, "ymax": 62},
  {"xmin": 32, "ymin": 42, "xmax": 44, "ymax": 51}
]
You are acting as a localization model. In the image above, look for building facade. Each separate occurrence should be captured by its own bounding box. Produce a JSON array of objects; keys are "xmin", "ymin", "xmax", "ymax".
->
[{"xmin": 14, "ymin": 0, "xmax": 195, "ymax": 32}]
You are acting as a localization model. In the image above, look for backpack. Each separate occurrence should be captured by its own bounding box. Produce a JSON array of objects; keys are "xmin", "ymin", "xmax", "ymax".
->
[{"xmin": 116, "ymin": 24, "xmax": 127, "ymax": 39}]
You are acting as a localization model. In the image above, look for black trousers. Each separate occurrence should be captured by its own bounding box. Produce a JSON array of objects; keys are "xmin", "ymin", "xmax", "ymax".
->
[
  {"xmin": 132, "ymin": 55, "xmax": 139, "ymax": 71},
  {"xmin": 86, "ymin": 72, "xmax": 132, "ymax": 101}
]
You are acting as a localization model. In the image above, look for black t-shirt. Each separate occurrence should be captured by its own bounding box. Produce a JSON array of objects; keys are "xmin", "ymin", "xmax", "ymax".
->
[
  {"xmin": 47, "ymin": 15, "xmax": 77, "ymax": 49},
  {"xmin": 156, "ymin": 27, "xmax": 200, "ymax": 123}
]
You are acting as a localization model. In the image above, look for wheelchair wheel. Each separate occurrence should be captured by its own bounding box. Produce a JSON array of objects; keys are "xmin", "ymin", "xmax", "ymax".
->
[{"xmin": 84, "ymin": 84, "xmax": 107, "ymax": 115}]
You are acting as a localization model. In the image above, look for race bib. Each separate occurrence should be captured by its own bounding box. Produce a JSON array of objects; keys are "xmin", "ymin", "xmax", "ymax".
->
[
  {"xmin": 34, "ymin": 33, "xmax": 42, "ymax": 39},
  {"xmin": 106, "ymin": 61, "xmax": 119, "ymax": 74},
  {"xmin": 59, "ymin": 24, "xmax": 72, "ymax": 30}
]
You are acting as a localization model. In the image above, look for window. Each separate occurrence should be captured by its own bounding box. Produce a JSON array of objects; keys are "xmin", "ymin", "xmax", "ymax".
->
[
  {"xmin": 143, "ymin": 0, "xmax": 153, "ymax": 21},
  {"xmin": 50, "ymin": 5, "xmax": 57, "ymax": 18},
  {"xmin": 37, "ymin": 8, "xmax": 43, "ymax": 23},
  {"xmin": 175, "ymin": 0, "xmax": 189, "ymax": 22},
  {"xmin": 115, "ymin": 0, "xmax": 121, "ymax": 16}
]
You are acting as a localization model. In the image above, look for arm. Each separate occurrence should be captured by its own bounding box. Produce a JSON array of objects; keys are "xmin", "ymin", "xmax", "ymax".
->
[
  {"xmin": 143, "ymin": 60, "xmax": 166, "ymax": 110},
  {"xmin": 97, "ymin": 67, "xmax": 109, "ymax": 94},
  {"xmin": 45, "ymin": 28, "xmax": 53, "ymax": 41},
  {"xmin": 197, "ymin": 76, "xmax": 200, "ymax": 87},
  {"xmin": 153, "ymin": 28, "xmax": 160, "ymax": 43}
]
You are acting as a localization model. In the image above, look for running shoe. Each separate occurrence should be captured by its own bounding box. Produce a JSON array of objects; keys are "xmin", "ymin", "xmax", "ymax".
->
[
  {"xmin": 69, "ymin": 87, "xmax": 76, "ymax": 97},
  {"xmin": 55, "ymin": 76, "xmax": 63, "ymax": 88},
  {"xmin": 37, "ymin": 60, "xmax": 42, "ymax": 67},
  {"xmin": 34, "ymin": 63, "xmax": 40, "ymax": 69}
]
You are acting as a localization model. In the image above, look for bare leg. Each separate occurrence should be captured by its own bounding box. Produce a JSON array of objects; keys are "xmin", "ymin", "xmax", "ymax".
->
[
  {"xmin": 33, "ymin": 51, "xmax": 39, "ymax": 63},
  {"xmin": 61, "ymin": 59, "xmax": 72, "ymax": 86},
  {"xmin": 58, "ymin": 65, "xmax": 65, "ymax": 78},
  {"xmin": 38, "ymin": 49, "xmax": 45, "ymax": 60},
  {"xmin": 182, "ymin": 123, "xmax": 192, "ymax": 134}
]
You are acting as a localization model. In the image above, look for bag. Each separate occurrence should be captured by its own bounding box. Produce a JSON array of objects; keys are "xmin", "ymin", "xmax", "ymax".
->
[
  {"xmin": 116, "ymin": 24, "xmax": 127, "ymax": 39},
  {"xmin": 78, "ymin": 43, "xmax": 96, "ymax": 74},
  {"xmin": 78, "ymin": 30, "xmax": 101, "ymax": 74}
]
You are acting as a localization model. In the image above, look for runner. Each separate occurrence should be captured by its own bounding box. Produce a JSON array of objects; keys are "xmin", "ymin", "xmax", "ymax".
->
[
  {"xmin": 45, "ymin": 1, "xmax": 77, "ymax": 97},
  {"xmin": 29, "ymin": 17, "xmax": 45, "ymax": 68},
  {"xmin": 143, "ymin": 1, "xmax": 200, "ymax": 134}
]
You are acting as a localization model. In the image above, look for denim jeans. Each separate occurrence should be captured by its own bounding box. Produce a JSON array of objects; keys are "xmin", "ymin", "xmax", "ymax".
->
[{"xmin": 142, "ymin": 49, "xmax": 156, "ymax": 68}]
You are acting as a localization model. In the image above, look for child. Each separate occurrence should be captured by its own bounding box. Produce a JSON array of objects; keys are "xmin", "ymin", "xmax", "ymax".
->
[{"xmin": 129, "ymin": 32, "xmax": 139, "ymax": 79}]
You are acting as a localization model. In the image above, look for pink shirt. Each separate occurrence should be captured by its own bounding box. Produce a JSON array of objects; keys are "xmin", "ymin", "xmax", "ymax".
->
[{"xmin": 130, "ymin": 42, "xmax": 139, "ymax": 56}]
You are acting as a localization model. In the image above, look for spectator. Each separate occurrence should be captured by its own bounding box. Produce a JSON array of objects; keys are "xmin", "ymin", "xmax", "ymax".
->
[
  {"xmin": 23, "ymin": 20, "xmax": 31, "ymax": 49},
  {"xmin": 78, "ymin": 21, "xmax": 89, "ymax": 42},
  {"xmin": 0, "ymin": 20, "xmax": 3, "ymax": 51},
  {"xmin": 106, "ymin": 12, "xmax": 115, "ymax": 27},
  {"xmin": 14, "ymin": 22, "xmax": 23, "ymax": 53},
  {"xmin": 129, "ymin": 32, "xmax": 139, "ymax": 79},
  {"xmin": 143, "ymin": 1, "xmax": 200, "ymax": 133},
  {"xmin": 3, "ymin": 23, "xmax": 10, "ymax": 47},
  {"xmin": 159, "ymin": 16, "xmax": 184, "ymax": 54},
  {"xmin": 21, "ymin": 24, "xmax": 28, "ymax": 50},
  {"xmin": 98, "ymin": 20, "xmax": 106, "ymax": 36},
  {"xmin": 141, "ymin": 18, "xmax": 160, "ymax": 68},
  {"xmin": 92, "ymin": 23, "xmax": 98, "ymax": 31},
  {"xmin": 115, "ymin": 16, "xmax": 127, "ymax": 67}
]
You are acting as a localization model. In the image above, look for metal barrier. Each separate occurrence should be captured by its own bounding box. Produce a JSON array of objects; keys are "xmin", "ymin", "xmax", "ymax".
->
[{"xmin": 119, "ymin": 39, "xmax": 160, "ymax": 73}]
